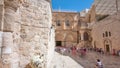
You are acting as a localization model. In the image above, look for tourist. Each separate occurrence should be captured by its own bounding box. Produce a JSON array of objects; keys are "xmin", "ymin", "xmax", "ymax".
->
[
  {"xmin": 95, "ymin": 59, "xmax": 103, "ymax": 68},
  {"xmin": 112, "ymin": 49, "xmax": 116, "ymax": 55},
  {"xmin": 117, "ymin": 50, "xmax": 120, "ymax": 56},
  {"xmin": 72, "ymin": 46, "xmax": 76, "ymax": 56}
]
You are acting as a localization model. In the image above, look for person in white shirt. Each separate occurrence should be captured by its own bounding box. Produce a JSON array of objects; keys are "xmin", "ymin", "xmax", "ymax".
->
[{"xmin": 96, "ymin": 59, "xmax": 103, "ymax": 68}]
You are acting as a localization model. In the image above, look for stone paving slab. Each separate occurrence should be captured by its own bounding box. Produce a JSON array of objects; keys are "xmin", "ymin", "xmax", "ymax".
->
[
  {"xmin": 68, "ymin": 51, "xmax": 120, "ymax": 68},
  {"xmin": 50, "ymin": 52, "xmax": 84, "ymax": 68}
]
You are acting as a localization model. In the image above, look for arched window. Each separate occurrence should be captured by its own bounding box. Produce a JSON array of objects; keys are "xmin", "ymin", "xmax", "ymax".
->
[
  {"xmin": 109, "ymin": 32, "xmax": 111, "ymax": 36},
  {"xmin": 65, "ymin": 20, "xmax": 70, "ymax": 26},
  {"xmin": 84, "ymin": 32, "xmax": 89, "ymax": 41},
  {"xmin": 105, "ymin": 31, "xmax": 108, "ymax": 37},
  {"xmin": 56, "ymin": 20, "xmax": 61, "ymax": 26}
]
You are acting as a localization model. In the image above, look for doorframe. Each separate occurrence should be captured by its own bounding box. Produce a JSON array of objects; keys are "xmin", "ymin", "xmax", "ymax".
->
[
  {"xmin": 104, "ymin": 39, "xmax": 112, "ymax": 53},
  {"xmin": 56, "ymin": 41, "xmax": 62, "ymax": 46}
]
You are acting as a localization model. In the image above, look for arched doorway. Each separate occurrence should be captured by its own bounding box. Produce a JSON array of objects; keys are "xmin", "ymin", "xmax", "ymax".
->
[
  {"xmin": 104, "ymin": 39, "xmax": 112, "ymax": 53},
  {"xmin": 56, "ymin": 41, "xmax": 62, "ymax": 46},
  {"xmin": 55, "ymin": 32, "xmax": 64, "ymax": 46},
  {"xmin": 106, "ymin": 44, "xmax": 110, "ymax": 52},
  {"xmin": 83, "ymin": 32, "xmax": 89, "ymax": 41},
  {"xmin": 64, "ymin": 34, "xmax": 74, "ymax": 47}
]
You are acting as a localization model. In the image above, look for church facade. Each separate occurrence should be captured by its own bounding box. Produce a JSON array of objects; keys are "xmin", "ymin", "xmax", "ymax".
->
[{"xmin": 52, "ymin": 11, "xmax": 93, "ymax": 47}]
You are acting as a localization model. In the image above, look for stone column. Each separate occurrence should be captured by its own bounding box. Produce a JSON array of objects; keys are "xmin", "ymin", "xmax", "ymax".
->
[
  {"xmin": 80, "ymin": 31, "xmax": 84, "ymax": 41},
  {"xmin": 78, "ymin": 31, "xmax": 85, "ymax": 47}
]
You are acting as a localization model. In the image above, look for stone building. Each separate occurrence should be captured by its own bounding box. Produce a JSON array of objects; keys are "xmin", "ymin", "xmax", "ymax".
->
[
  {"xmin": 52, "ymin": 11, "xmax": 92, "ymax": 47},
  {"xmin": 52, "ymin": 0, "xmax": 120, "ymax": 55},
  {"xmin": 0, "ymin": 0, "xmax": 55, "ymax": 68},
  {"xmin": 89, "ymin": 0, "xmax": 120, "ymax": 54},
  {"xmin": 94, "ymin": 0, "xmax": 120, "ymax": 15},
  {"xmin": 92, "ymin": 11, "xmax": 120, "ymax": 54}
]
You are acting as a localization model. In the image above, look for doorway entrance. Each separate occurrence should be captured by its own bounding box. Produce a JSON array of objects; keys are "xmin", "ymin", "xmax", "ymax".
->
[
  {"xmin": 106, "ymin": 45, "xmax": 110, "ymax": 52},
  {"xmin": 104, "ymin": 39, "xmax": 112, "ymax": 53},
  {"xmin": 56, "ymin": 41, "xmax": 62, "ymax": 46}
]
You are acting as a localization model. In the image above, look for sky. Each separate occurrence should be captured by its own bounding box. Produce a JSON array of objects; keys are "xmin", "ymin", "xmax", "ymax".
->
[{"xmin": 52, "ymin": 0, "xmax": 94, "ymax": 12}]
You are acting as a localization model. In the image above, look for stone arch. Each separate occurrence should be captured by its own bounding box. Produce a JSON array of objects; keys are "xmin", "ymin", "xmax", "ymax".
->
[
  {"xmin": 83, "ymin": 32, "xmax": 89, "ymax": 41},
  {"xmin": 74, "ymin": 15, "xmax": 79, "ymax": 21},
  {"xmin": 65, "ymin": 14, "xmax": 74, "ymax": 21},
  {"xmin": 64, "ymin": 34, "xmax": 74, "ymax": 42},
  {"xmin": 56, "ymin": 16, "xmax": 63, "ymax": 21},
  {"xmin": 55, "ymin": 14, "xmax": 64, "ymax": 21},
  {"xmin": 104, "ymin": 39, "xmax": 112, "ymax": 53},
  {"xmin": 55, "ymin": 32, "xmax": 64, "ymax": 41}
]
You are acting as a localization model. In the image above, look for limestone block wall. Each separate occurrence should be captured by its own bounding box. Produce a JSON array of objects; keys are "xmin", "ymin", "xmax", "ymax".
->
[
  {"xmin": 0, "ymin": 0, "xmax": 55, "ymax": 68},
  {"xmin": 92, "ymin": 12, "xmax": 120, "ymax": 54},
  {"xmin": 0, "ymin": 0, "xmax": 4, "ymax": 31}
]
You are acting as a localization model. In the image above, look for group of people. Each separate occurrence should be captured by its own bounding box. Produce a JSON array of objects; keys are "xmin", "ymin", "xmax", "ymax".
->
[
  {"xmin": 55, "ymin": 46, "xmax": 104, "ymax": 68},
  {"xmin": 88, "ymin": 47, "xmax": 104, "ymax": 54},
  {"xmin": 88, "ymin": 47, "xmax": 120, "ymax": 57},
  {"xmin": 55, "ymin": 46, "xmax": 87, "ymax": 57}
]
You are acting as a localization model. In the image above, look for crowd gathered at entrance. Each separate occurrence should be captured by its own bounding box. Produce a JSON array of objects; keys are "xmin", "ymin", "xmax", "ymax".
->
[
  {"xmin": 55, "ymin": 45, "xmax": 120, "ymax": 68},
  {"xmin": 55, "ymin": 45, "xmax": 120, "ymax": 57},
  {"xmin": 55, "ymin": 46, "xmax": 87, "ymax": 57}
]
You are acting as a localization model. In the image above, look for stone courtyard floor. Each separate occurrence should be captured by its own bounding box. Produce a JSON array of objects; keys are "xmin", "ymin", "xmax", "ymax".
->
[
  {"xmin": 50, "ymin": 52, "xmax": 84, "ymax": 68},
  {"xmin": 51, "ymin": 47, "xmax": 120, "ymax": 68},
  {"xmin": 65, "ymin": 51, "xmax": 120, "ymax": 68}
]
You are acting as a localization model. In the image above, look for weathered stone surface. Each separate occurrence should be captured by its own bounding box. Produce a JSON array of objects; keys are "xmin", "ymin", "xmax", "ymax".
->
[
  {"xmin": 0, "ymin": 0, "xmax": 3, "ymax": 5},
  {"xmin": 0, "ymin": 0, "xmax": 55, "ymax": 68},
  {"xmin": 0, "ymin": 5, "xmax": 4, "ymax": 31},
  {"xmin": 2, "ymin": 32, "xmax": 13, "ymax": 54},
  {"xmin": 92, "ymin": 11, "xmax": 120, "ymax": 54},
  {"xmin": 52, "ymin": 11, "xmax": 92, "ymax": 47}
]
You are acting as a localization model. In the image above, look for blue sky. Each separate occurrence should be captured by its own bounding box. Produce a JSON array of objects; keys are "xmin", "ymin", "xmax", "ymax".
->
[{"xmin": 52, "ymin": 0, "xmax": 94, "ymax": 12}]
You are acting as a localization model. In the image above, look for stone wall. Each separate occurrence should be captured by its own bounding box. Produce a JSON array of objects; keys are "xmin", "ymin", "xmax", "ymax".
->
[
  {"xmin": 0, "ymin": 0, "xmax": 55, "ymax": 68},
  {"xmin": 92, "ymin": 11, "xmax": 120, "ymax": 54},
  {"xmin": 52, "ymin": 11, "xmax": 92, "ymax": 47}
]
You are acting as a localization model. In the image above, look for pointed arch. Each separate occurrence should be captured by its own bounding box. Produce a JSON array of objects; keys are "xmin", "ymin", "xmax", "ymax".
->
[{"xmin": 83, "ymin": 32, "xmax": 89, "ymax": 41}]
